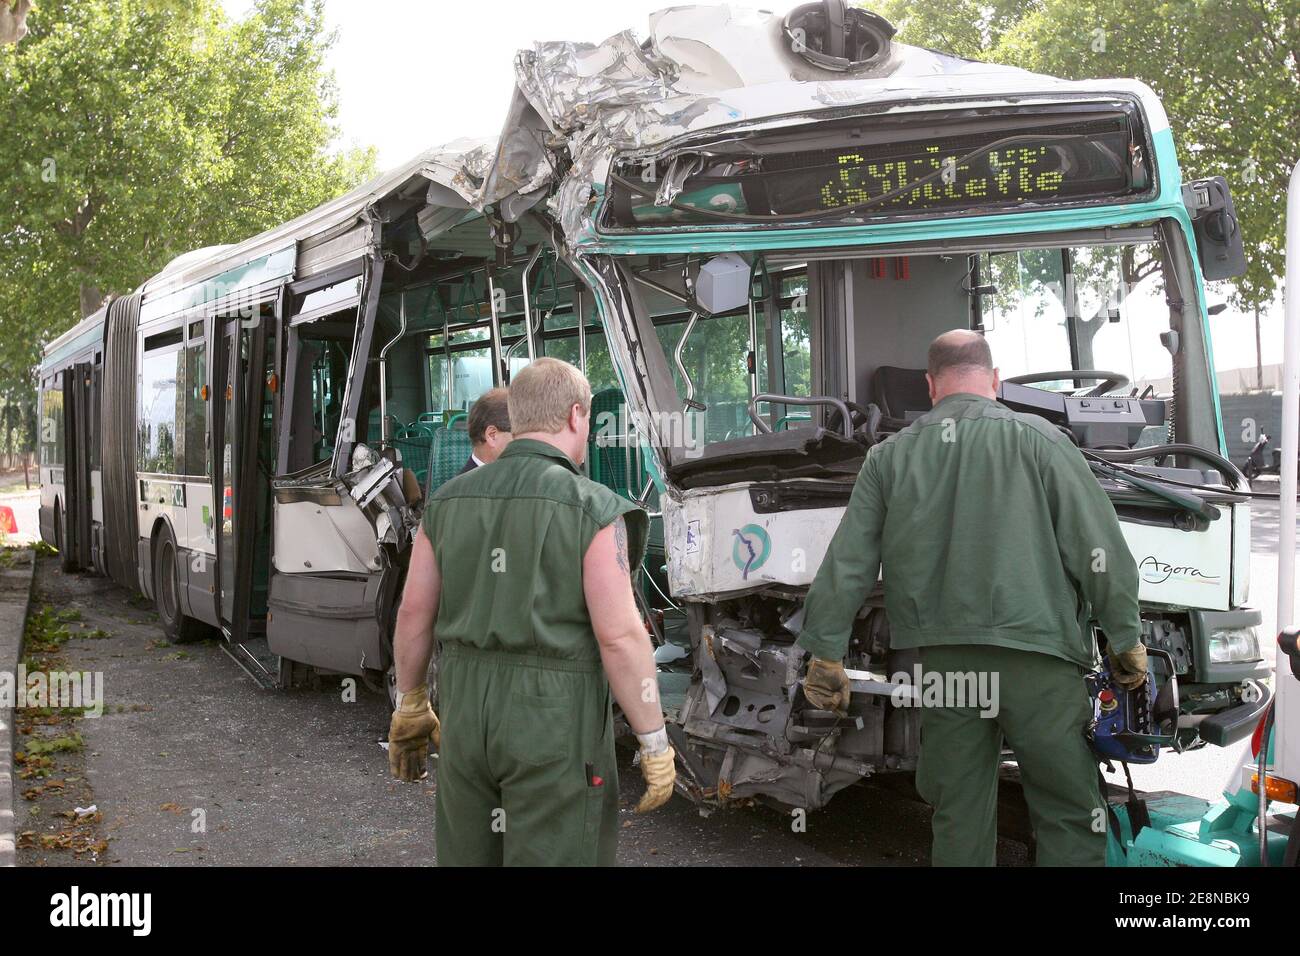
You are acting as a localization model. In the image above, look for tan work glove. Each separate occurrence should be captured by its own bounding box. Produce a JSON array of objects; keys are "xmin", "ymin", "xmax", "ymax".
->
[
  {"xmin": 634, "ymin": 728, "xmax": 677, "ymax": 814},
  {"xmin": 388, "ymin": 684, "xmax": 440, "ymax": 782},
  {"xmin": 1108, "ymin": 643, "xmax": 1149, "ymax": 691},
  {"xmin": 804, "ymin": 657, "xmax": 851, "ymax": 715}
]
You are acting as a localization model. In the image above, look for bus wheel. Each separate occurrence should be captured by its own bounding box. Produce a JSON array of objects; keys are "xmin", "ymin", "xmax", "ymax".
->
[
  {"xmin": 153, "ymin": 525, "xmax": 205, "ymax": 644},
  {"xmin": 55, "ymin": 502, "xmax": 77, "ymax": 573}
]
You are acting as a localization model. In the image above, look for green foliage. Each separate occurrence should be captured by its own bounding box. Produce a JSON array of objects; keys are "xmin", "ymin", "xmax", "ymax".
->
[
  {"xmin": 0, "ymin": 0, "xmax": 377, "ymax": 396},
  {"xmin": 875, "ymin": 0, "xmax": 1039, "ymax": 58},
  {"xmin": 24, "ymin": 733, "xmax": 85, "ymax": 755},
  {"xmin": 871, "ymin": 0, "xmax": 1297, "ymax": 309},
  {"xmin": 0, "ymin": 394, "xmax": 36, "ymax": 453}
]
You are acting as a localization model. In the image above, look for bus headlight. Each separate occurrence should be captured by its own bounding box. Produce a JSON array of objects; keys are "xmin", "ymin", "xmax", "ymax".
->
[{"xmin": 1208, "ymin": 626, "xmax": 1262, "ymax": 663}]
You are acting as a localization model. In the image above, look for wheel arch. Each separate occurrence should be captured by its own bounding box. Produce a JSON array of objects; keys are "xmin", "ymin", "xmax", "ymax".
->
[{"xmin": 141, "ymin": 514, "xmax": 177, "ymax": 602}]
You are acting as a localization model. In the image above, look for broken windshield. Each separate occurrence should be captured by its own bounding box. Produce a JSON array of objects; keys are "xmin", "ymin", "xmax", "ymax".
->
[{"xmin": 600, "ymin": 230, "xmax": 1206, "ymax": 474}]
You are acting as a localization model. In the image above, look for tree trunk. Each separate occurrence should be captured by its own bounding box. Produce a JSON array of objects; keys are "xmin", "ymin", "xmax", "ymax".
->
[
  {"xmin": 80, "ymin": 282, "xmax": 104, "ymax": 319},
  {"xmin": 0, "ymin": 0, "xmax": 32, "ymax": 45},
  {"xmin": 1255, "ymin": 305, "xmax": 1264, "ymax": 391}
]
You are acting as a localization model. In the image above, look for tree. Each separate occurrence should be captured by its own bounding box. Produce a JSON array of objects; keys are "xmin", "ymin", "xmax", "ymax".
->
[
  {"xmin": 875, "ymin": 0, "xmax": 1038, "ymax": 59},
  {"xmin": 0, "ymin": 0, "xmax": 377, "ymax": 399},
  {"xmin": 872, "ymin": 0, "xmax": 1298, "ymax": 315}
]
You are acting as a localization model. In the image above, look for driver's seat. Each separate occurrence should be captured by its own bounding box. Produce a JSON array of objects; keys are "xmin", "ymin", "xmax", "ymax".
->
[{"xmin": 873, "ymin": 366, "xmax": 932, "ymax": 432}]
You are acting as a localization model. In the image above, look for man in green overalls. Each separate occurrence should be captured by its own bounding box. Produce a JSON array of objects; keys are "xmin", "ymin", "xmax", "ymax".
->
[
  {"xmin": 386, "ymin": 357, "xmax": 676, "ymax": 865},
  {"xmin": 798, "ymin": 330, "xmax": 1148, "ymax": 866}
]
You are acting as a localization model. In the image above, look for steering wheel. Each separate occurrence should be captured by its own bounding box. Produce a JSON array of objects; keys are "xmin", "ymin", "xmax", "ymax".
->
[{"xmin": 1004, "ymin": 370, "xmax": 1130, "ymax": 398}]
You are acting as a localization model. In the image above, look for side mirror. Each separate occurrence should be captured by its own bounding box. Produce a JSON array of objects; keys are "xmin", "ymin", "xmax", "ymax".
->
[{"xmin": 1183, "ymin": 176, "xmax": 1248, "ymax": 280}]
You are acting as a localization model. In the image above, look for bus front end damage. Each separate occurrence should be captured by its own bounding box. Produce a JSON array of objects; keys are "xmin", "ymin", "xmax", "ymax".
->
[
  {"xmin": 496, "ymin": 7, "xmax": 1274, "ymax": 813},
  {"xmin": 654, "ymin": 463, "xmax": 1264, "ymax": 812}
]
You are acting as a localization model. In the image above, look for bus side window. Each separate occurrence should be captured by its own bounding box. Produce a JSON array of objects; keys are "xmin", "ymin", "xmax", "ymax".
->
[
  {"xmin": 139, "ymin": 345, "xmax": 181, "ymax": 475},
  {"xmin": 754, "ymin": 268, "xmax": 812, "ymax": 431},
  {"xmin": 773, "ymin": 270, "xmax": 811, "ymax": 399},
  {"xmin": 40, "ymin": 381, "xmax": 63, "ymax": 467},
  {"xmin": 183, "ymin": 341, "xmax": 208, "ymax": 477}
]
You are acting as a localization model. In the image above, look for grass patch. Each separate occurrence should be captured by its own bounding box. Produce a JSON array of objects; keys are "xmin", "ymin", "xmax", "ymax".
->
[
  {"xmin": 23, "ymin": 602, "xmax": 75, "ymax": 659},
  {"xmin": 22, "ymin": 733, "xmax": 85, "ymax": 755}
]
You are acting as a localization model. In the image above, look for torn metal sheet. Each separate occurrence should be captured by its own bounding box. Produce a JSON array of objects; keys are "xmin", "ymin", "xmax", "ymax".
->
[
  {"xmin": 483, "ymin": 4, "xmax": 1052, "ymax": 241},
  {"xmin": 697, "ymin": 624, "xmax": 728, "ymax": 714}
]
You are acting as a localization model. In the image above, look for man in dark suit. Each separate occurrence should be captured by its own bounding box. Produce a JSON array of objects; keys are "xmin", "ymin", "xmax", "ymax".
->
[{"xmin": 459, "ymin": 387, "xmax": 512, "ymax": 475}]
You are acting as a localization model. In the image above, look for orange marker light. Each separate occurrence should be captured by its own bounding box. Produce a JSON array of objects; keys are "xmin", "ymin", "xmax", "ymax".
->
[{"xmin": 1250, "ymin": 773, "xmax": 1298, "ymax": 805}]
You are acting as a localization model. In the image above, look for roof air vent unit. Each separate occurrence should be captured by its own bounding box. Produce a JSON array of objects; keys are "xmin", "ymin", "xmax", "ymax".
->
[{"xmin": 782, "ymin": 1, "xmax": 895, "ymax": 73}]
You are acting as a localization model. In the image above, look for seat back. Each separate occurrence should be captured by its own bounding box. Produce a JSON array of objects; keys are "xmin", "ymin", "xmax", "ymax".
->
[
  {"xmin": 873, "ymin": 366, "xmax": 932, "ymax": 424},
  {"xmin": 390, "ymin": 431, "xmax": 434, "ymax": 489},
  {"xmin": 425, "ymin": 414, "xmax": 471, "ymax": 497}
]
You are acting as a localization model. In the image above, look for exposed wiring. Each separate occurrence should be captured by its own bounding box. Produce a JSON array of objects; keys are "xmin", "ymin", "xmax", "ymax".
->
[{"xmin": 643, "ymin": 562, "xmax": 682, "ymax": 612}]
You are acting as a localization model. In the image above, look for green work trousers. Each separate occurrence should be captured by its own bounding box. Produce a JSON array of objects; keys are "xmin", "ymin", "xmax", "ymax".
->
[
  {"xmin": 434, "ymin": 643, "xmax": 620, "ymax": 866},
  {"xmin": 915, "ymin": 643, "xmax": 1105, "ymax": 866}
]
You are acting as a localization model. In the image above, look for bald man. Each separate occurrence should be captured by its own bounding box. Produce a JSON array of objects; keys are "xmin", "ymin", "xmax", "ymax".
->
[{"xmin": 797, "ymin": 330, "xmax": 1146, "ymax": 866}]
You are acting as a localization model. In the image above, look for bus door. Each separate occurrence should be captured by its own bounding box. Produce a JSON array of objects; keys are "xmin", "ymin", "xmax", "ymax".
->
[
  {"xmin": 210, "ymin": 308, "xmax": 272, "ymax": 643},
  {"xmin": 55, "ymin": 359, "xmax": 94, "ymax": 570},
  {"xmin": 69, "ymin": 360, "xmax": 94, "ymax": 569}
]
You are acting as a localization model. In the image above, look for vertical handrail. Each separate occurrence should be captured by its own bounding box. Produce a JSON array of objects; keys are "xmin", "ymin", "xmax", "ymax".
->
[
  {"xmin": 675, "ymin": 312, "xmax": 701, "ymax": 409},
  {"xmin": 521, "ymin": 244, "xmax": 542, "ymax": 362},
  {"xmin": 377, "ymin": 292, "xmax": 407, "ymax": 443},
  {"xmin": 576, "ymin": 285, "xmax": 587, "ymax": 374},
  {"xmin": 487, "ymin": 270, "xmax": 505, "ymax": 385}
]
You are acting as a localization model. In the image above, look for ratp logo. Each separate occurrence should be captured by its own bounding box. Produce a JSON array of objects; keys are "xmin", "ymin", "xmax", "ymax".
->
[
  {"xmin": 49, "ymin": 886, "xmax": 152, "ymax": 936},
  {"xmin": 731, "ymin": 524, "xmax": 771, "ymax": 579}
]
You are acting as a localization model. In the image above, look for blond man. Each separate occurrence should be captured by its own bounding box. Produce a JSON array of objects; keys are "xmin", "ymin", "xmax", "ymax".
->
[{"xmin": 388, "ymin": 358, "xmax": 675, "ymax": 865}]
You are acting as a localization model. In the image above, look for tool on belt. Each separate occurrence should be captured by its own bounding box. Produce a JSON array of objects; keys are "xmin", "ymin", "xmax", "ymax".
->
[{"xmin": 1085, "ymin": 645, "xmax": 1179, "ymax": 851}]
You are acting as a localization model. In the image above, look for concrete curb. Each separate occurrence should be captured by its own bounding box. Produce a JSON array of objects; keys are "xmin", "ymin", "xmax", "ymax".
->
[{"xmin": 0, "ymin": 548, "xmax": 36, "ymax": 867}]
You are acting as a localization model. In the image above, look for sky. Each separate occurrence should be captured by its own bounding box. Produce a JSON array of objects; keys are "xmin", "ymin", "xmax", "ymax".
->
[
  {"xmin": 220, "ymin": 0, "xmax": 777, "ymax": 171},
  {"xmin": 218, "ymin": 0, "xmax": 1284, "ymax": 376}
]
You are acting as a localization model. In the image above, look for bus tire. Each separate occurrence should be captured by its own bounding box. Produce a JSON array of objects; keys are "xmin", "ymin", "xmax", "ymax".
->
[
  {"xmin": 55, "ymin": 501, "xmax": 77, "ymax": 573},
  {"xmin": 152, "ymin": 524, "xmax": 205, "ymax": 644}
]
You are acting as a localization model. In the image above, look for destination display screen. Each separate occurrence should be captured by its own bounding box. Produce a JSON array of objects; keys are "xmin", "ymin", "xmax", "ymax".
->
[{"xmin": 606, "ymin": 104, "xmax": 1151, "ymax": 227}]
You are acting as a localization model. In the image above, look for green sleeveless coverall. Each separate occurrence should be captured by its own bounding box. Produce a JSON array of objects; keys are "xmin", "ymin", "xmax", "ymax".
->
[{"xmin": 422, "ymin": 438, "xmax": 647, "ymax": 866}]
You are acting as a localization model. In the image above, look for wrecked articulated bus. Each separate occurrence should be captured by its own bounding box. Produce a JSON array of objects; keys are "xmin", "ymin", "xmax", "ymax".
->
[
  {"xmin": 503, "ymin": 3, "xmax": 1270, "ymax": 811},
  {"xmin": 38, "ymin": 137, "xmax": 634, "ymax": 700},
  {"xmin": 38, "ymin": 2, "xmax": 1270, "ymax": 814}
]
